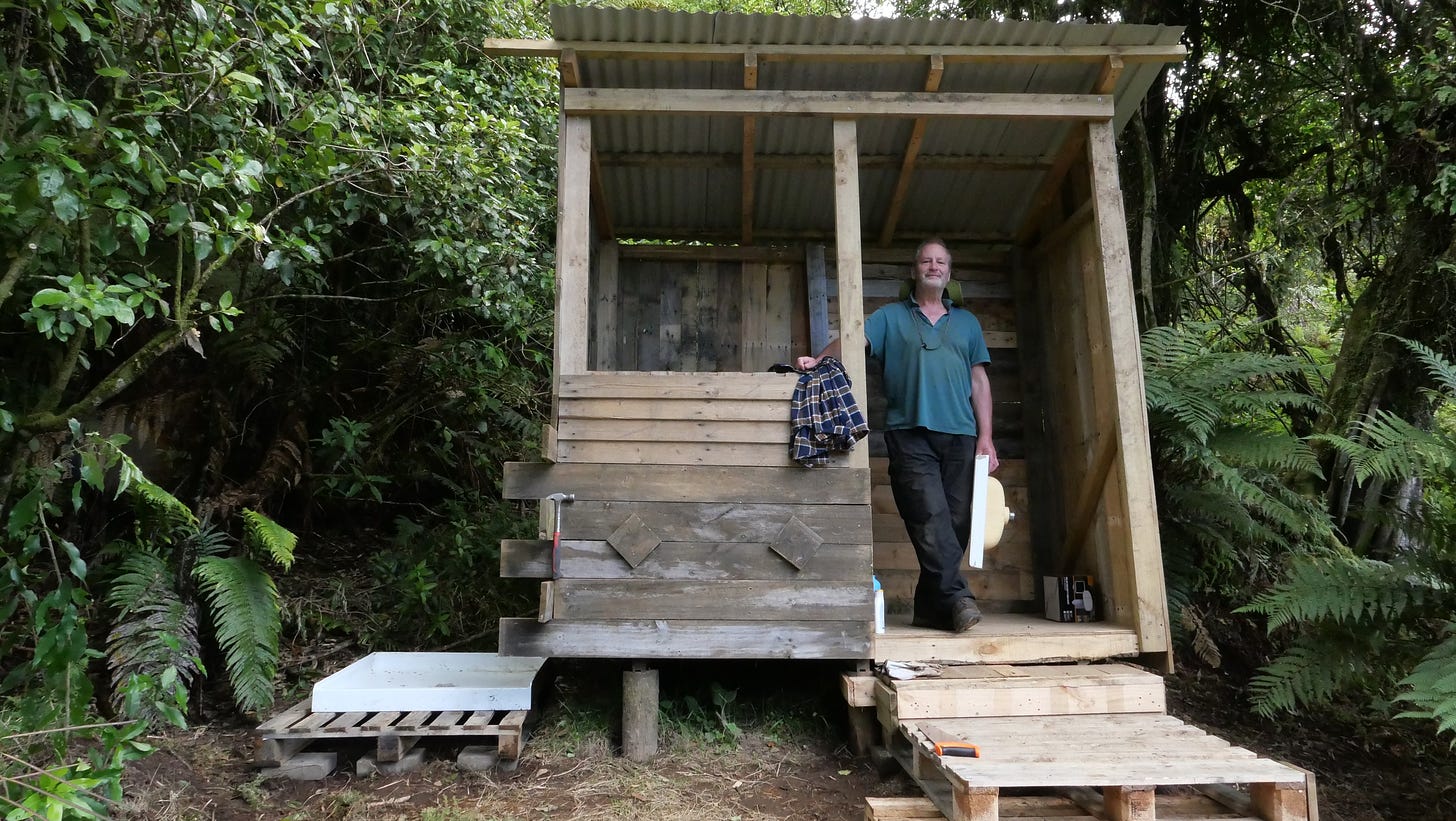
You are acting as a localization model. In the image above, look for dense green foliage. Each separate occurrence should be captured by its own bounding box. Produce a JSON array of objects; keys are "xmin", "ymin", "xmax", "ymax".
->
[
  {"xmin": 1, "ymin": 0, "xmax": 1454, "ymax": 811},
  {"xmin": 2, "ymin": 0, "xmax": 558, "ymax": 812}
]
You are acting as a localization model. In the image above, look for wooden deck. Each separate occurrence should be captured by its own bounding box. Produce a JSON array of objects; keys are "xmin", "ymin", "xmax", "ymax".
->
[{"xmin": 873, "ymin": 612, "xmax": 1140, "ymax": 664}]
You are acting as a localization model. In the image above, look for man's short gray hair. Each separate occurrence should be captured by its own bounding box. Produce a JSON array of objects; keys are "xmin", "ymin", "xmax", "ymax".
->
[{"xmin": 913, "ymin": 237, "xmax": 952, "ymax": 269}]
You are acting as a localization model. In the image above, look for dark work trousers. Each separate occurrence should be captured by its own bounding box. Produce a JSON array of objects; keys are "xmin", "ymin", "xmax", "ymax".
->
[{"xmin": 884, "ymin": 427, "xmax": 976, "ymax": 623}]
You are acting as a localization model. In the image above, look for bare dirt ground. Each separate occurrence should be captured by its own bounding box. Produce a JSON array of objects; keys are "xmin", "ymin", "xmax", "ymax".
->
[{"xmin": 118, "ymin": 657, "xmax": 1456, "ymax": 821}]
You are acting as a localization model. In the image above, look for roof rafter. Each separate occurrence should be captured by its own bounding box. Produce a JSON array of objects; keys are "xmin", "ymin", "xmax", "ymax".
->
[
  {"xmin": 742, "ymin": 51, "xmax": 758, "ymax": 244},
  {"xmin": 878, "ymin": 54, "xmax": 944, "ymax": 248},
  {"xmin": 1015, "ymin": 55, "xmax": 1124, "ymax": 243}
]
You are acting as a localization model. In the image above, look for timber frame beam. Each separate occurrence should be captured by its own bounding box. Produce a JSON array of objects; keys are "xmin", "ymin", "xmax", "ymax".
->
[
  {"xmin": 483, "ymin": 38, "xmax": 1187, "ymax": 65},
  {"xmin": 565, "ymin": 88, "xmax": 1114, "ymax": 119}
]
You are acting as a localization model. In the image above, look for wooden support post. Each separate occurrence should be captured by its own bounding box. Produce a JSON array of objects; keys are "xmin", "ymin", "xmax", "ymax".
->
[
  {"xmin": 1104, "ymin": 785, "xmax": 1155, "ymax": 821},
  {"xmin": 952, "ymin": 786, "xmax": 999, "ymax": 821},
  {"xmin": 847, "ymin": 707, "xmax": 877, "ymax": 756},
  {"xmin": 376, "ymin": 731, "xmax": 419, "ymax": 764},
  {"xmin": 1251, "ymin": 783, "xmax": 1310, "ymax": 821},
  {"xmin": 622, "ymin": 662, "xmax": 659, "ymax": 762},
  {"xmin": 1086, "ymin": 118, "xmax": 1168, "ymax": 653},
  {"xmin": 555, "ymin": 115, "xmax": 593, "ymax": 381},
  {"xmin": 832, "ymin": 119, "xmax": 869, "ymax": 471}
]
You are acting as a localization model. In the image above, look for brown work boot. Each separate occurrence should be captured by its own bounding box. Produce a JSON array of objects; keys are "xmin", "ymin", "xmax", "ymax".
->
[{"xmin": 951, "ymin": 598, "xmax": 982, "ymax": 632}]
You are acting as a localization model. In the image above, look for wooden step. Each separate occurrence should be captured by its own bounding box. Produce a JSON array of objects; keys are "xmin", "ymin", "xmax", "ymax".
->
[
  {"xmin": 891, "ymin": 713, "xmax": 1315, "ymax": 821},
  {"xmin": 873, "ymin": 663, "xmax": 1166, "ymax": 734},
  {"xmin": 873, "ymin": 613, "xmax": 1140, "ymax": 665}
]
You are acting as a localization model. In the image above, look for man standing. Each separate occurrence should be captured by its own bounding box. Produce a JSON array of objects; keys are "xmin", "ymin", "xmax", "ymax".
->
[{"xmin": 796, "ymin": 239, "xmax": 997, "ymax": 632}]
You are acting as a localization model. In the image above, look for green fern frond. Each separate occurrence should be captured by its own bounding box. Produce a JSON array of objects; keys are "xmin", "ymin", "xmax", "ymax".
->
[
  {"xmin": 1396, "ymin": 626, "xmax": 1456, "ymax": 738},
  {"xmin": 105, "ymin": 551, "xmax": 201, "ymax": 721},
  {"xmin": 1398, "ymin": 337, "xmax": 1456, "ymax": 396},
  {"xmin": 194, "ymin": 556, "xmax": 280, "ymax": 714},
  {"xmin": 1249, "ymin": 637, "xmax": 1368, "ymax": 716},
  {"xmin": 1242, "ymin": 555, "xmax": 1431, "ymax": 631},
  {"xmin": 129, "ymin": 477, "xmax": 197, "ymax": 529},
  {"xmin": 241, "ymin": 509, "xmax": 297, "ymax": 571}
]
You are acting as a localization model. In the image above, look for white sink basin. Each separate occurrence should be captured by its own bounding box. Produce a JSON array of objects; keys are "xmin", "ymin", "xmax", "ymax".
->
[{"xmin": 311, "ymin": 652, "xmax": 547, "ymax": 713}]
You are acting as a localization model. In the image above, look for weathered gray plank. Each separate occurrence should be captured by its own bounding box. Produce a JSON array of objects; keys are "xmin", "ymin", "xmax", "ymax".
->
[
  {"xmin": 558, "ymin": 501, "xmax": 869, "ymax": 544},
  {"xmin": 256, "ymin": 698, "xmax": 312, "ymax": 734},
  {"xmin": 498, "ymin": 618, "xmax": 871, "ymax": 659},
  {"xmin": 503, "ymin": 463, "xmax": 870, "ymax": 505},
  {"xmin": 500, "ymin": 539, "xmax": 872, "ymax": 580},
  {"xmin": 553, "ymin": 580, "xmax": 872, "ymax": 621}
]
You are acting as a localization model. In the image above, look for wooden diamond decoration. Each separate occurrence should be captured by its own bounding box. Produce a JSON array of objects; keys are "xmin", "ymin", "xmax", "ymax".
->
[
  {"xmin": 608, "ymin": 513, "xmax": 661, "ymax": 569},
  {"xmin": 769, "ymin": 515, "xmax": 823, "ymax": 571}
]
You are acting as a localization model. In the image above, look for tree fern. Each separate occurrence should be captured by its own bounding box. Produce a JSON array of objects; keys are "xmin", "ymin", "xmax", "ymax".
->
[
  {"xmin": 1245, "ymin": 338, "xmax": 1456, "ymax": 731},
  {"xmin": 193, "ymin": 556, "xmax": 280, "ymax": 714},
  {"xmin": 241, "ymin": 509, "xmax": 297, "ymax": 571}
]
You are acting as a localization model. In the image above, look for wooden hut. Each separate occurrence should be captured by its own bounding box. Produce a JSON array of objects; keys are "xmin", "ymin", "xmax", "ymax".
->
[
  {"xmin": 480, "ymin": 13, "xmax": 1325, "ymax": 816},
  {"xmin": 485, "ymin": 7, "xmax": 1185, "ymax": 668}
]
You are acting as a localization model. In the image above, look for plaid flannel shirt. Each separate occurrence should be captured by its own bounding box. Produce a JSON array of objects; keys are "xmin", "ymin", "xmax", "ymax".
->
[{"xmin": 789, "ymin": 356, "xmax": 869, "ymax": 467}]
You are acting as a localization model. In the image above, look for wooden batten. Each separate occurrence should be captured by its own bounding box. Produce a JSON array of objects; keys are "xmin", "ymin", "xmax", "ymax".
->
[
  {"xmin": 551, "ymin": 579, "xmax": 872, "ymax": 621},
  {"xmin": 504, "ymin": 462, "xmax": 870, "ymax": 505},
  {"xmin": 499, "ymin": 618, "xmax": 870, "ymax": 659},
  {"xmin": 501, "ymin": 538, "xmax": 871, "ymax": 581},
  {"xmin": 565, "ymin": 88, "xmax": 1115, "ymax": 120}
]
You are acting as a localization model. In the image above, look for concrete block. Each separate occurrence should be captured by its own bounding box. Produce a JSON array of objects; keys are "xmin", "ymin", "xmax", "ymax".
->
[
  {"xmin": 258, "ymin": 752, "xmax": 336, "ymax": 781},
  {"xmin": 456, "ymin": 745, "xmax": 499, "ymax": 772},
  {"xmin": 356, "ymin": 747, "xmax": 426, "ymax": 777}
]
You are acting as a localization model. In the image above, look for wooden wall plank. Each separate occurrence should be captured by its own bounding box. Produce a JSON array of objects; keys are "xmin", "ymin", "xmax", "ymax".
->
[
  {"xmin": 559, "ymin": 397, "xmax": 786, "ymax": 422},
  {"xmin": 660, "ymin": 270, "xmax": 683, "ymax": 371},
  {"xmin": 559, "ymin": 371, "xmax": 799, "ymax": 399},
  {"xmin": 718, "ymin": 261, "xmax": 743, "ymax": 369},
  {"xmin": 806, "ymin": 244, "xmax": 830, "ymax": 353},
  {"xmin": 557, "ymin": 418, "xmax": 785, "ymax": 443},
  {"xmin": 501, "ymin": 539, "xmax": 873, "ymax": 581},
  {"xmin": 741, "ymin": 261, "xmax": 769, "ymax": 371},
  {"xmin": 553, "ymin": 580, "xmax": 872, "ymax": 621},
  {"xmin": 557, "ymin": 441, "xmax": 793, "ymax": 467},
  {"xmin": 504, "ymin": 462, "xmax": 871, "ymax": 505},
  {"xmin": 1087, "ymin": 120, "xmax": 1169, "ymax": 654},
  {"xmin": 556, "ymin": 115, "xmax": 592, "ymax": 378},
  {"xmin": 635, "ymin": 261, "xmax": 662, "ymax": 370},
  {"xmin": 499, "ymin": 618, "xmax": 871, "ymax": 659},
  {"xmin": 547, "ymin": 500, "xmax": 869, "ymax": 544},
  {"xmin": 766, "ymin": 262, "xmax": 795, "ymax": 368},
  {"xmin": 592, "ymin": 240, "xmax": 619, "ymax": 370}
]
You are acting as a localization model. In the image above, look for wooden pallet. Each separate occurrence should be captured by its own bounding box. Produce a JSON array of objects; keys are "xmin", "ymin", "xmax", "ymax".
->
[
  {"xmin": 866, "ymin": 792, "xmax": 1277, "ymax": 820},
  {"xmin": 891, "ymin": 713, "xmax": 1316, "ymax": 821},
  {"xmin": 254, "ymin": 697, "xmax": 528, "ymax": 766}
]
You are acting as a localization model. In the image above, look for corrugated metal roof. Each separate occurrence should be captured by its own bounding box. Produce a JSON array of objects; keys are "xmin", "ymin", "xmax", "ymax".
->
[{"xmin": 552, "ymin": 6, "xmax": 1184, "ymax": 244}]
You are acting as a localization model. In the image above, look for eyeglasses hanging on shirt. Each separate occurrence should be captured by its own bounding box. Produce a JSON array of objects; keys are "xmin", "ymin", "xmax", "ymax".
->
[{"xmin": 916, "ymin": 318, "xmax": 943, "ymax": 351}]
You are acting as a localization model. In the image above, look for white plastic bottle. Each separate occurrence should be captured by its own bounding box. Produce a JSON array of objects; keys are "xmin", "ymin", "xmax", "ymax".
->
[{"xmin": 872, "ymin": 575, "xmax": 885, "ymax": 634}]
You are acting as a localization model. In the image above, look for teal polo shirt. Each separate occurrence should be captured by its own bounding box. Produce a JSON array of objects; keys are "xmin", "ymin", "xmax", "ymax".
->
[{"xmin": 865, "ymin": 298, "xmax": 991, "ymax": 436}]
